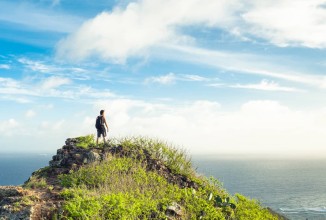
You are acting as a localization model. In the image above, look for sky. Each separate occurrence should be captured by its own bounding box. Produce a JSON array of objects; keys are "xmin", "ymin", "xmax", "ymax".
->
[{"xmin": 1, "ymin": 0, "xmax": 326, "ymax": 157}]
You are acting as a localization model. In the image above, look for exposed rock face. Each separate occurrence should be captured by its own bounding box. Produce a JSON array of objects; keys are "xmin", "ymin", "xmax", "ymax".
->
[
  {"xmin": 49, "ymin": 138, "xmax": 102, "ymax": 171},
  {"xmin": 0, "ymin": 186, "xmax": 32, "ymax": 220},
  {"xmin": 49, "ymin": 138, "xmax": 198, "ymax": 189}
]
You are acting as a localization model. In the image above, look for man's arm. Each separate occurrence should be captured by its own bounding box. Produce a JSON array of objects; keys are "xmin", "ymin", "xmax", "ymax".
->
[{"xmin": 103, "ymin": 116, "xmax": 109, "ymax": 130}]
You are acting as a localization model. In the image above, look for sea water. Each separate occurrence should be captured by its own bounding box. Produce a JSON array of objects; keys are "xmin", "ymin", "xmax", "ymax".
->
[
  {"xmin": 192, "ymin": 155, "xmax": 326, "ymax": 220},
  {"xmin": 0, "ymin": 153, "xmax": 51, "ymax": 186},
  {"xmin": 0, "ymin": 153, "xmax": 325, "ymax": 220}
]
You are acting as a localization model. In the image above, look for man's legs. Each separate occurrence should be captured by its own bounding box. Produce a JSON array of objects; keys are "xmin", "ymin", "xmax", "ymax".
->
[
  {"xmin": 96, "ymin": 129, "xmax": 101, "ymax": 145},
  {"xmin": 96, "ymin": 130, "xmax": 106, "ymax": 145},
  {"xmin": 103, "ymin": 129, "xmax": 107, "ymax": 144},
  {"xmin": 103, "ymin": 137, "xmax": 106, "ymax": 143}
]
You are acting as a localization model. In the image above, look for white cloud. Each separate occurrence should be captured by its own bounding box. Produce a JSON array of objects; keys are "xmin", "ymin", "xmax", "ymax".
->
[
  {"xmin": 0, "ymin": 1, "xmax": 83, "ymax": 33},
  {"xmin": 0, "ymin": 119, "xmax": 19, "ymax": 136},
  {"xmin": 0, "ymin": 76, "xmax": 117, "ymax": 104},
  {"xmin": 41, "ymin": 76, "xmax": 71, "ymax": 89},
  {"xmin": 145, "ymin": 72, "xmax": 211, "ymax": 85},
  {"xmin": 145, "ymin": 72, "xmax": 177, "ymax": 85},
  {"xmin": 39, "ymin": 120, "xmax": 65, "ymax": 131},
  {"xmin": 163, "ymin": 44, "xmax": 326, "ymax": 89},
  {"xmin": 56, "ymin": 0, "xmax": 326, "ymax": 63},
  {"xmin": 231, "ymin": 79, "xmax": 303, "ymax": 92},
  {"xmin": 0, "ymin": 77, "xmax": 37, "ymax": 97},
  {"xmin": 0, "ymin": 77, "xmax": 19, "ymax": 87},
  {"xmin": 56, "ymin": 0, "xmax": 242, "ymax": 62},
  {"xmin": 18, "ymin": 58, "xmax": 57, "ymax": 73},
  {"xmin": 25, "ymin": 110, "xmax": 36, "ymax": 118},
  {"xmin": 241, "ymin": 0, "xmax": 326, "ymax": 48},
  {"xmin": 87, "ymin": 98, "xmax": 326, "ymax": 157},
  {"xmin": 0, "ymin": 64, "xmax": 10, "ymax": 69},
  {"xmin": 181, "ymin": 74, "xmax": 209, "ymax": 82},
  {"xmin": 0, "ymin": 96, "xmax": 32, "ymax": 104},
  {"xmin": 3, "ymin": 97, "xmax": 326, "ymax": 157}
]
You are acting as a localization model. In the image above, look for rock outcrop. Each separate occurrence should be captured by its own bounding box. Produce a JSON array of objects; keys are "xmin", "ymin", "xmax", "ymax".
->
[
  {"xmin": 0, "ymin": 137, "xmax": 199, "ymax": 220},
  {"xmin": 49, "ymin": 138, "xmax": 198, "ymax": 189},
  {"xmin": 0, "ymin": 137, "xmax": 289, "ymax": 220}
]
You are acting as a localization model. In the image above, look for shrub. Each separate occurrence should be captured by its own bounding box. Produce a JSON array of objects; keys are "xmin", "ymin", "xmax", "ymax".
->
[
  {"xmin": 235, "ymin": 194, "xmax": 278, "ymax": 220},
  {"xmin": 24, "ymin": 176, "xmax": 47, "ymax": 189},
  {"xmin": 75, "ymin": 135, "xmax": 95, "ymax": 149},
  {"xmin": 108, "ymin": 137, "xmax": 194, "ymax": 176}
]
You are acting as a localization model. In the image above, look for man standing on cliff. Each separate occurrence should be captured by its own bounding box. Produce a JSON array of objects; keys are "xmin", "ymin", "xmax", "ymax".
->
[{"xmin": 96, "ymin": 109, "xmax": 109, "ymax": 145}]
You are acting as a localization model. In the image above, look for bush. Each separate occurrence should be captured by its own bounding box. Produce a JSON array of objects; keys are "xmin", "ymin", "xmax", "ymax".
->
[
  {"xmin": 109, "ymin": 137, "xmax": 193, "ymax": 176},
  {"xmin": 235, "ymin": 194, "xmax": 278, "ymax": 220},
  {"xmin": 75, "ymin": 135, "xmax": 95, "ymax": 149},
  {"xmin": 24, "ymin": 176, "xmax": 47, "ymax": 189}
]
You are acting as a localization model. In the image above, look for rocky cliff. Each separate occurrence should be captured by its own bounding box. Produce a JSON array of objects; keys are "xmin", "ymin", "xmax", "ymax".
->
[
  {"xmin": 0, "ymin": 137, "xmax": 200, "ymax": 219},
  {"xmin": 0, "ymin": 136, "xmax": 289, "ymax": 220}
]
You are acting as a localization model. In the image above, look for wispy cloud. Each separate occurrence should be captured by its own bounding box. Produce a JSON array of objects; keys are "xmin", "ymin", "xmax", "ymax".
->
[
  {"xmin": 0, "ymin": 64, "xmax": 10, "ymax": 69},
  {"xmin": 18, "ymin": 58, "xmax": 58, "ymax": 73},
  {"xmin": 181, "ymin": 74, "xmax": 210, "ymax": 82},
  {"xmin": 230, "ymin": 79, "xmax": 303, "ymax": 92},
  {"xmin": 145, "ymin": 72, "xmax": 211, "ymax": 85},
  {"xmin": 145, "ymin": 73, "xmax": 177, "ymax": 85},
  {"xmin": 17, "ymin": 57, "xmax": 95, "ymax": 81},
  {"xmin": 0, "ymin": 76, "xmax": 117, "ymax": 103},
  {"xmin": 0, "ymin": 1, "xmax": 83, "ymax": 33},
  {"xmin": 41, "ymin": 76, "xmax": 71, "ymax": 89},
  {"xmin": 162, "ymin": 44, "xmax": 326, "ymax": 89}
]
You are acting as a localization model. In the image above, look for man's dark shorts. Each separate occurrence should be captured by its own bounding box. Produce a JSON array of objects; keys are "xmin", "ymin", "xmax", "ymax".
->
[{"xmin": 97, "ymin": 127, "xmax": 106, "ymax": 138}]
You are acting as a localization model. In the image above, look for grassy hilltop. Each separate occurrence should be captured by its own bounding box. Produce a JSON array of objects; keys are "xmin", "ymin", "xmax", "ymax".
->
[{"xmin": 2, "ymin": 135, "xmax": 286, "ymax": 219}]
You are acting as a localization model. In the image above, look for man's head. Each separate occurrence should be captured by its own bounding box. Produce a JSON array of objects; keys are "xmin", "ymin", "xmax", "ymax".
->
[{"xmin": 100, "ymin": 110, "xmax": 104, "ymax": 115}]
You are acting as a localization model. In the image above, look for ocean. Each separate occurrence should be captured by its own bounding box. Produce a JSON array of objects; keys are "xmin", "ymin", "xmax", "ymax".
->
[
  {"xmin": 193, "ymin": 156, "xmax": 326, "ymax": 220},
  {"xmin": 0, "ymin": 153, "xmax": 325, "ymax": 220},
  {"xmin": 0, "ymin": 153, "xmax": 51, "ymax": 186}
]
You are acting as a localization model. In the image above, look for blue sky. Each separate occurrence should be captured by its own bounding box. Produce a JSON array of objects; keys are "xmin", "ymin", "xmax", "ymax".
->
[{"xmin": 1, "ymin": 0, "xmax": 326, "ymax": 157}]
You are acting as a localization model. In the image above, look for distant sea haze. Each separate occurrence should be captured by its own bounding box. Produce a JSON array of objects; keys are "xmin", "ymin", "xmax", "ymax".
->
[{"xmin": 1, "ymin": 153, "xmax": 326, "ymax": 220}]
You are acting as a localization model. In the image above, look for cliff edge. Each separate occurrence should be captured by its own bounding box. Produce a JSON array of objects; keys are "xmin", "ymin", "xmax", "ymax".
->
[{"xmin": 0, "ymin": 136, "xmax": 288, "ymax": 220}]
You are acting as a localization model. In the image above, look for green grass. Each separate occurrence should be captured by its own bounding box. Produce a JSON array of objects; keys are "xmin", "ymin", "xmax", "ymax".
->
[
  {"xmin": 57, "ymin": 136, "xmax": 280, "ymax": 220},
  {"xmin": 23, "ymin": 176, "xmax": 47, "ymax": 189},
  {"xmin": 75, "ymin": 134, "xmax": 96, "ymax": 149}
]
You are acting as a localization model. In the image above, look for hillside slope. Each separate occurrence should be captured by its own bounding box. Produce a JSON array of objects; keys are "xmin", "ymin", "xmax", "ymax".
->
[{"xmin": 0, "ymin": 135, "xmax": 288, "ymax": 220}]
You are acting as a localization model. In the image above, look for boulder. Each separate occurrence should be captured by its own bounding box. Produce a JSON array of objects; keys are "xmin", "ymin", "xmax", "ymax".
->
[
  {"xmin": 84, "ymin": 151, "xmax": 101, "ymax": 164},
  {"xmin": 166, "ymin": 202, "xmax": 183, "ymax": 218}
]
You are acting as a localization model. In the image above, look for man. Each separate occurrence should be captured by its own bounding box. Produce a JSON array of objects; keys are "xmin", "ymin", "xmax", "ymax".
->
[{"xmin": 96, "ymin": 109, "xmax": 109, "ymax": 145}]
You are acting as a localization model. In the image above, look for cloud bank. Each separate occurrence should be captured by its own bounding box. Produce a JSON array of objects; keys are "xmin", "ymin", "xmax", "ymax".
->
[
  {"xmin": 84, "ymin": 99, "xmax": 326, "ymax": 157},
  {"xmin": 57, "ymin": 0, "xmax": 326, "ymax": 62}
]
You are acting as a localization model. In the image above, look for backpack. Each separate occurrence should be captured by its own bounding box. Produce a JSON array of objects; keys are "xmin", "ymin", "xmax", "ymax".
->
[{"xmin": 95, "ymin": 116, "xmax": 103, "ymax": 129}]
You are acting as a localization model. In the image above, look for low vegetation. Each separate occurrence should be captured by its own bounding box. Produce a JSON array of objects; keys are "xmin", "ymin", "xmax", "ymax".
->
[
  {"xmin": 75, "ymin": 135, "xmax": 96, "ymax": 149},
  {"xmin": 23, "ymin": 176, "xmax": 47, "ymax": 189},
  {"xmin": 56, "ymin": 136, "xmax": 280, "ymax": 220}
]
